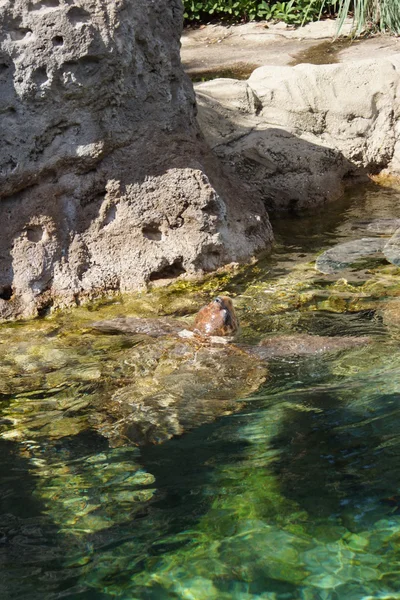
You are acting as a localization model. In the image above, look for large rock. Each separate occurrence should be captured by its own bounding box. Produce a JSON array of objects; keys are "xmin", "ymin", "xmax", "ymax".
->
[
  {"xmin": 0, "ymin": 0, "xmax": 272, "ymax": 320},
  {"xmin": 195, "ymin": 57, "xmax": 400, "ymax": 211}
]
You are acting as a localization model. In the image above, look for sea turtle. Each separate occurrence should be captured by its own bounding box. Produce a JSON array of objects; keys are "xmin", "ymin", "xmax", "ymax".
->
[
  {"xmin": 91, "ymin": 296, "xmax": 369, "ymax": 446},
  {"xmin": 92, "ymin": 296, "xmax": 239, "ymax": 340}
]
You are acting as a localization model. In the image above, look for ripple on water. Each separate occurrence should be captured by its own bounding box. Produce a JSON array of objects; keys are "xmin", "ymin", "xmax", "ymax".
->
[{"xmin": 3, "ymin": 182, "xmax": 400, "ymax": 598}]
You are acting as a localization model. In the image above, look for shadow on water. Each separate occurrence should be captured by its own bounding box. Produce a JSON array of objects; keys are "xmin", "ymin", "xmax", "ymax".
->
[
  {"xmin": 0, "ymin": 439, "xmax": 69, "ymax": 600},
  {"xmin": 97, "ymin": 345, "xmax": 400, "ymax": 598},
  {"xmin": 271, "ymin": 182, "xmax": 400, "ymax": 249},
  {"xmin": 70, "ymin": 422, "xmax": 252, "ymax": 595},
  {"xmin": 270, "ymin": 384, "xmax": 400, "ymax": 526},
  {"xmin": 188, "ymin": 62, "xmax": 259, "ymax": 82},
  {"xmin": 4, "ymin": 182, "xmax": 400, "ymax": 598},
  {"xmin": 140, "ymin": 418, "xmax": 251, "ymax": 520},
  {"xmin": 289, "ymin": 38, "xmax": 357, "ymax": 66}
]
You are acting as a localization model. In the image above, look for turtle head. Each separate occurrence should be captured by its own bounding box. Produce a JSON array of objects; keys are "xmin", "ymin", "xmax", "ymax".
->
[{"xmin": 194, "ymin": 296, "xmax": 239, "ymax": 337}]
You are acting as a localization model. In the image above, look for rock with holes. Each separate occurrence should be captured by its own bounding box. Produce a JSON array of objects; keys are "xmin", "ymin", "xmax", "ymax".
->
[{"xmin": 0, "ymin": 0, "xmax": 272, "ymax": 320}]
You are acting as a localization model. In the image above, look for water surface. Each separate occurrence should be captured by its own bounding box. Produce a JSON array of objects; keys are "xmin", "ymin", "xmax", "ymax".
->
[{"xmin": 3, "ymin": 182, "xmax": 400, "ymax": 599}]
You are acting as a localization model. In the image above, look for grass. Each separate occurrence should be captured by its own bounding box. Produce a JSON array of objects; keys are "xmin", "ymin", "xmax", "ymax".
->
[{"xmin": 334, "ymin": 0, "xmax": 400, "ymax": 35}]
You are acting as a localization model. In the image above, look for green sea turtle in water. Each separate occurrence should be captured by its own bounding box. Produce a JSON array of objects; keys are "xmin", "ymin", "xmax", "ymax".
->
[
  {"xmin": 91, "ymin": 296, "xmax": 369, "ymax": 446},
  {"xmin": 0, "ymin": 298, "xmax": 369, "ymax": 449},
  {"xmin": 93, "ymin": 296, "xmax": 239, "ymax": 340}
]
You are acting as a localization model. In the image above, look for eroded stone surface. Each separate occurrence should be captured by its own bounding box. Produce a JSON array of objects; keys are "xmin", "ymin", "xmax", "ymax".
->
[
  {"xmin": 0, "ymin": 0, "xmax": 272, "ymax": 321},
  {"xmin": 195, "ymin": 58, "xmax": 400, "ymax": 211}
]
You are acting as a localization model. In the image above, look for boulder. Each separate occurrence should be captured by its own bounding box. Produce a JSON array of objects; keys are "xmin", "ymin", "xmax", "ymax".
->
[
  {"xmin": 195, "ymin": 58, "xmax": 400, "ymax": 211},
  {"xmin": 0, "ymin": 0, "xmax": 272, "ymax": 320}
]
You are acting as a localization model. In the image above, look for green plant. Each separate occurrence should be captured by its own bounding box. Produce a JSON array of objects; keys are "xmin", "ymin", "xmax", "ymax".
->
[
  {"xmin": 183, "ymin": 0, "xmax": 263, "ymax": 21},
  {"xmin": 183, "ymin": 0, "xmax": 335, "ymax": 25},
  {"xmin": 267, "ymin": 0, "xmax": 323, "ymax": 24},
  {"xmin": 183, "ymin": 0, "xmax": 400, "ymax": 33},
  {"xmin": 334, "ymin": 0, "xmax": 400, "ymax": 35}
]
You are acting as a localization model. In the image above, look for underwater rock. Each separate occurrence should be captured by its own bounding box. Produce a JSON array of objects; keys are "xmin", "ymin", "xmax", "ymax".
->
[
  {"xmin": 303, "ymin": 542, "xmax": 381, "ymax": 589},
  {"xmin": 383, "ymin": 228, "xmax": 400, "ymax": 266},
  {"xmin": 32, "ymin": 446, "xmax": 156, "ymax": 535},
  {"xmin": 316, "ymin": 223, "xmax": 400, "ymax": 274},
  {"xmin": 315, "ymin": 238, "xmax": 385, "ymax": 274},
  {"xmin": 352, "ymin": 218, "xmax": 400, "ymax": 235},
  {"xmin": 380, "ymin": 298, "xmax": 400, "ymax": 329}
]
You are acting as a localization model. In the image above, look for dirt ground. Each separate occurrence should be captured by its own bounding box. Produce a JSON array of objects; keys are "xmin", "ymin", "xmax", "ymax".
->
[{"xmin": 181, "ymin": 19, "xmax": 400, "ymax": 78}]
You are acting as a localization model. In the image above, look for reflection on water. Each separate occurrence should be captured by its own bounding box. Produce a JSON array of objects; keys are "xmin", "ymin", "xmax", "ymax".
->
[
  {"xmin": 290, "ymin": 38, "xmax": 357, "ymax": 67},
  {"xmin": 188, "ymin": 62, "xmax": 259, "ymax": 83},
  {"xmin": 3, "ymin": 182, "xmax": 400, "ymax": 598}
]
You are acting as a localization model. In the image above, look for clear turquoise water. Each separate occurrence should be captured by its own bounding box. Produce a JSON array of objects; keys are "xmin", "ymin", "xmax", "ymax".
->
[{"xmin": 3, "ymin": 184, "xmax": 400, "ymax": 599}]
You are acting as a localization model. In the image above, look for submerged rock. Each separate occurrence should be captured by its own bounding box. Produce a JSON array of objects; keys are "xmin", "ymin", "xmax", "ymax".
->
[
  {"xmin": 315, "ymin": 238, "xmax": 385, "ymax": 274},
  {"xmin": 352, "ymin": 218, "xmax": 400, "ymax": 235},
  {"xmin": 315, "ymin": 219, "xmax": 400, "ymax": 274},
  {"xmin": 383, "ymin": 228, "xmax": 400, "ymax": 266},
  {"xmin": 380, "ymin": 298, "xmax": 400, "ymax": 329}
]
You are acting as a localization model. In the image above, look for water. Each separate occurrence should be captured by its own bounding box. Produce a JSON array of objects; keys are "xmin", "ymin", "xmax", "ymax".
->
[
  {"xmin": 188, "ymin": 63, "xmax": 258, "ymax": 83},
  {"xmin": 3, "ymin": 182, "xmax": 400, "ymax": 599},
  {"xmin": 290, "ymin": 39, "xmax": 357, "ymax": 67}
]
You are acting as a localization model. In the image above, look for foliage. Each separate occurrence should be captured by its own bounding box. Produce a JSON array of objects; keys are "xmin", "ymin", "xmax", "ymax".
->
[
  {"xmin": 334, "ymin": 0, "xmax": 400, "ymax": 35},
  {"xmin": 183, "ymin": 0, "xmax": 331, "ymax": 25},
  {"xmin": 183, "ymin": 0, "xmax": 400, "ymax": 34},
  {"xmin": 266, "ymin": 0, "xmax": 327, "ymax": 24}
]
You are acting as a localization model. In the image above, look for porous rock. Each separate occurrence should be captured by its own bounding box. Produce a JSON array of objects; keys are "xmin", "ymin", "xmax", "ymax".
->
[
  {"xmin": 195, "ymin": 58, "xmax": 400, "ymax": 211},
  {"xmin": 0, "ymin": 0, "xmax": 272, "ymax": 320}
]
